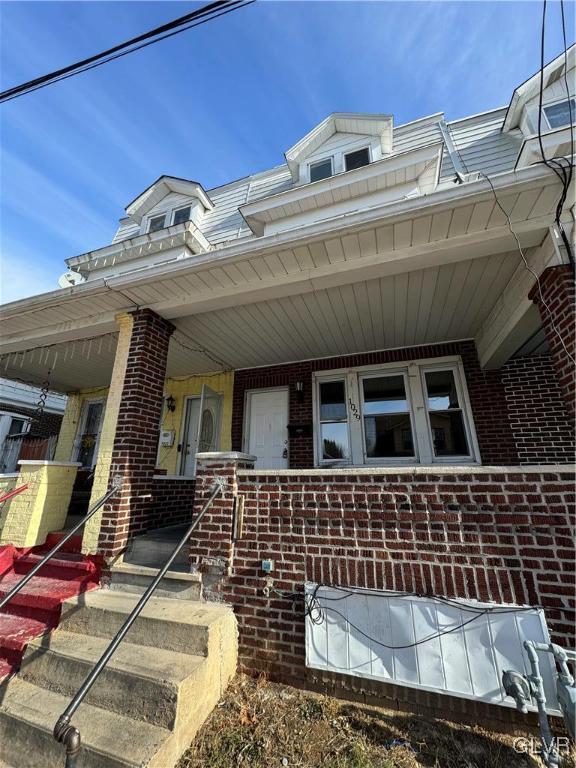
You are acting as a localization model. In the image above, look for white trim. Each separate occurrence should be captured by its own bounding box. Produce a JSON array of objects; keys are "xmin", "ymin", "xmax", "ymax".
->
[
  {"xmin": 18, "ymin": 460, "xmax": 81, "ymax": 468},
  {"xmin": 179, "ymin": 394, "xmax": 201, "ymax": 476},
  {"xmin": 152, "ymin": 474, "xmax": 196, "ymax": 480},
  {"xmin": 542, "ymin": 96, "xmax": 575, "ymax": 130},
  {"xmin": 243, "ymin": 387, "xmax": 289, "ymax": 467},
  {"xmin": 0, "ymin": 473, "xmax": 20, "ymax": 479},
  {"xmin": 147, "ymin": 213, "xmax": 167, "ymax": 233},
  {"xmin": 238, "ymin": 464, "xmax": 575, "ymax": 476},
  {"xmin": 309, "ymin": 156, "xmax": 334, "ymax": 183}
]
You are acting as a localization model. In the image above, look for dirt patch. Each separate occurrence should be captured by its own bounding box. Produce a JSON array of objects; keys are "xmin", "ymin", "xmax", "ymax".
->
[{"xmin": 179, "ymin": 674, "xmax": 571, "ymax": 768}]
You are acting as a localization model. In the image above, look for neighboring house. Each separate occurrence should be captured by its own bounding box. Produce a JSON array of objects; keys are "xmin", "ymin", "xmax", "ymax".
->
[
  {"xmin": 0, "ymin": 45, "xmax": 574, "ymax": 741},
  {"xmin": 0, "ymin": 379, "xmax": 66, "ymax": 472}
]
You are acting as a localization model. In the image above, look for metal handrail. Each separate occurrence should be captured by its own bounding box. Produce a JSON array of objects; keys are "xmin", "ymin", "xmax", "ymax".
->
[
  {"xmin": 53, "ymin": 478, "xmax": 225, "ymax": 768},
  {"xmin": 0, "ymin": 483, "xmax": 29, "ymax": 506},
  {"xmin": 0, "ymin": 480, "xmax": 122, "ymax": 611}
]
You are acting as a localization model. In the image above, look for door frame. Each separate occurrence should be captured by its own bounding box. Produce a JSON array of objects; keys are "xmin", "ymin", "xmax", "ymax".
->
[
  {"xmin": 242, "ymin": 386, "xmax": 290, "ymax": 460},
  {"xmin": 179, "ymin": 395, "xmax": 200, "ymax": 476}
]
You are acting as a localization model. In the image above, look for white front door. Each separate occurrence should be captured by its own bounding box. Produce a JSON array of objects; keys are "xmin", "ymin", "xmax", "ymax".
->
[
  {"xmin": 246, "ymin": 388, "xmax": 289, "ymax": 469},
  {"xmin": 180, "ymin": 385, "xmax": 222, "ymax": 476}
]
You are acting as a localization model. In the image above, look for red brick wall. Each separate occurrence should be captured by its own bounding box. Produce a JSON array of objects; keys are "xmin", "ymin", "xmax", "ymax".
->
[
  {"xmin": 530, "ymin": 265, "xmax": 575, "ymax": 418},
  {"xmin": 502, "ymin": 354, "xmax": 575, "ymax": 464},
  {"xmin": 149, "ymin": 477, "xmax": 197, "ymax": 529},
  {"xmin": 232, "ymin": 340, "xmax": 518, "ymax": 467},
  {"xmin": 98, "ymin": 309, "xmax": 174, "ymax": 557},
  {"xmin": 191, "ymin": 459, "xmax": 575, "ymax": 720}
]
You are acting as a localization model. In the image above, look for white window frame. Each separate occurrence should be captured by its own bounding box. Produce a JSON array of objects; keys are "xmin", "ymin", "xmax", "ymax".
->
[
  {"xmin": 73, "ymin": 397, "xmax": 105, "ymax": 467},
  {"xmin": 147, "ymin": 213, "xmax": 167, "ymax": 233},
  {"xmin": 315, "ymin": 376, "xmax": 353, "ymax": 466},
  {"xmin": 542, "ymin": 96, "xmax": 575, "ymax": 130},
  {"xmin": 309, "ymin": 156, "xmax": 334, "ymax": 183},
  {"xmin": 171, "ymin": 205, "xmax": 192, "ymax": 226},
  {"xmin": 343, "ymin": 145, "xmax": 372, "ymax": 172},
  {"xmin": 313, "ymin": 356, "xmax": 480, "ymax": 467}
]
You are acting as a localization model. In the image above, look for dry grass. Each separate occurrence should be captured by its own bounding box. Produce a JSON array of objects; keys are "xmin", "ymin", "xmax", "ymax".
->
[{"xmin": 178, "ymin": 674, "xmax": 573, "ymax": 768}]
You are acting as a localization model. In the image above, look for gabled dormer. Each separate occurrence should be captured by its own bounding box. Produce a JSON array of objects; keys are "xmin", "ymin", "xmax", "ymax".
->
[
  {"xmin": 503, "ymin": 45, "xmax": 575, "ymax": 168},
  {"xmin": 285, "ymin": 113, "xmax": 394, "ymax": 184},
  {"xmin": 124, "ymin": 175, "xmax": 214, "ymax": 233}
]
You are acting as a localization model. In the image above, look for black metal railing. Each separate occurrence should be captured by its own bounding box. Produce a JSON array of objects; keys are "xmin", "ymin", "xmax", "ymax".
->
[
  {"xmin": 0, "ymin": 479, "xmax": 122, "ymax": 611},
  {"xmin": 53, "ymin": 478, "xmax": 225, "ymax": 768}
]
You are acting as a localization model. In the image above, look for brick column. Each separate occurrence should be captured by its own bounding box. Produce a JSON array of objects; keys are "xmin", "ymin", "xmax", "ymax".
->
[
  {"xmin": 84, "ymin": 309, "xmax": 174, "ymax": 557},
  {"xmin": 529, "ymin": 265, "xmax": 575, "ymax": 417},
  {"xmin": 190, "ymin": 452, "xmax": 255, "ymax": 599}
]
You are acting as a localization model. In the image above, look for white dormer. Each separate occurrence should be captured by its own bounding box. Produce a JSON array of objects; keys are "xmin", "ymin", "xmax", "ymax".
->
[
  {"xmin": 285, "ymin": 113, "xmax": 394, "ymax": 184},
  {"xmin": 124, "ymin": 175, "xmax": 214, "ymax": 235}
]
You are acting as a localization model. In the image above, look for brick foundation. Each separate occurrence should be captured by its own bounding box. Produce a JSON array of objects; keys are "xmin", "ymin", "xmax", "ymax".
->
[
  {"xmin": 149, "ymin": 476, "xmax": 196, "ymax": 529},
  {"xmin": 191, "ymin": 455, "xmax": 575, "ymax": 721},
  {"xmin": 98, "ymin": 309, "xmax": 174, "ymax": 557},
  {"xmin": 502, "ymin": 354, "xmax": 575, "ymax": 464},
  {"xmin": 530, "ymin": 265, "xmax": 575, "ymax": 418}
]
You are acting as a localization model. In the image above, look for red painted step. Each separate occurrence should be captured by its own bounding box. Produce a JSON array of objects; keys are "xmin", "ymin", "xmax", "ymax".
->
[
  {"xmin": 0, "ymin": 542, "xmax": 101, "ymax": 682},
  {"xmin": 38, "ymin": 532, "xmax": 84, "ymax": 554}
]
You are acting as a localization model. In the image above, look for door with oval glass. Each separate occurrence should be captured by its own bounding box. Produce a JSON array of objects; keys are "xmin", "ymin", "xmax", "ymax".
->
[{"xmin": 180, "ymin": 384, "xmax": 222, "ymax": 476}]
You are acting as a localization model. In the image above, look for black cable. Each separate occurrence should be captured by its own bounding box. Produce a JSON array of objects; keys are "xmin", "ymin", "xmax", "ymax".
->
[{"xmin": 0, "ymin": 0, "xmax": 254, "ymax": 103}]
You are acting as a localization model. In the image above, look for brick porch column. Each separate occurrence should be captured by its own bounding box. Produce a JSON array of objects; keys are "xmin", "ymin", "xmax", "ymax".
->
[
  {"xmin": 82, "ymin": 309, "xmax": 174, "ymax": 557},
  {"xmin": 529, "ymin": 264, "xmax": 575, "ymax": 418},
  {"xmin": 190, "ymin": 452, "xmax": 256, "ymax": 599}
]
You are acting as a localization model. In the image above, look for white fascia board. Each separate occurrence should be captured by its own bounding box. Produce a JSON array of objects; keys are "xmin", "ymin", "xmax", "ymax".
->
[
  {"xmin": 65, "ymin": 220, "xmax": 211, "ymax": 275},
  {"xmin": 515, "ymin": 126, "xmax": 576, "ymax": 169},
  {"xmin": 241, "ymin": 143, "xmax": 443, "ymax": 235},
  {"xmin": 284, "ymin": 112, "xmax": 393, "ymax": 179},
  {"xmin": 0, "ymin": 163, "xmax": 559, "ymax": 332}
]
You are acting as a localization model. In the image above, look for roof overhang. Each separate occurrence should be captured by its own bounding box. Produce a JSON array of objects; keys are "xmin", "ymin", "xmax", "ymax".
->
[
  {"xmin": 515, "ymin": 126, "xmax": 576, "ymax": 169},
  {"xmin": 65, "ymin": 220, "xmax": 212, "ymax": 277},
  {"xmin": 125, "ymin": 176, "xmax": 214, "ymax": 224},
  {"xmin": 284, "ymin": 113, "xmax": 393, "ymax": 180},
  {"xmin": 503, "ymin": 45, "xmax": 575, "ymax": 132},
  {"xmin": 241, "ymin": 143, "xmax": 443, "ymax": 236}
]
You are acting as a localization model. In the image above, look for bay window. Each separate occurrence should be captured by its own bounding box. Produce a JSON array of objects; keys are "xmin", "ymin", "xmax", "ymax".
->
[{"xmin": 314, "ymin": 358, "xmax": 478, "ymax": 466}]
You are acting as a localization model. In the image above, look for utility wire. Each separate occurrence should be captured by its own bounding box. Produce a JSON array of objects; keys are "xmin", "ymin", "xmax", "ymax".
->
[{"xmin": 0, "ymin": 0, "xmax": 254, "ymax": 103}]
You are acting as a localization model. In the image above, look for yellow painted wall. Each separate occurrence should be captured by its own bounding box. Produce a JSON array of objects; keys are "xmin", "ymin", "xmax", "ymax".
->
[{"xmin": 157, "ymin": 371, "xmax": 234, "ymax": 475}]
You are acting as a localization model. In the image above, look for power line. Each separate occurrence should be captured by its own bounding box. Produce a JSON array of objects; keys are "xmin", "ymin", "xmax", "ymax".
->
[{"xmin": 0, "ymin": 0, "xmax": 254, "ymax": 104}]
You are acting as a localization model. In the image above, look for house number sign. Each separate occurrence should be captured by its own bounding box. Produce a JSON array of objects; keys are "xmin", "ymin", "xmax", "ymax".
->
[{"xmin": 348, "ymin": 398, "xmax": 361, "ymax": 420}]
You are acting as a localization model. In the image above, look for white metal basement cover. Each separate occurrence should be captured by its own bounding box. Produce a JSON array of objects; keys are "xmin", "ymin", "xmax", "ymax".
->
[{"xmin": 304, "ymin": 583, "xmax": 559, "ymax": 712}]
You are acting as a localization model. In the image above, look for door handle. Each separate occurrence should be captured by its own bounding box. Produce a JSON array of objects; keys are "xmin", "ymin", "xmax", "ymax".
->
[{"xmin": 282, "ymin": 447, "xmax": 288, "ymax": 459}]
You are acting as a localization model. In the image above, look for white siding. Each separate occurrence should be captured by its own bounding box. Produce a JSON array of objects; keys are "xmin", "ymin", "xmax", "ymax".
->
[{"xmin": 446, "ymin": 109, "xmax": 523, "ymax": 177}]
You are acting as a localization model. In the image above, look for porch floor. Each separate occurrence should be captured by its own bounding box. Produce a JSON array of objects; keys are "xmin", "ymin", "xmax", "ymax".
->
[{"xmin": 123, "ymin": 524, "xmax": 190, "ymax": 572}]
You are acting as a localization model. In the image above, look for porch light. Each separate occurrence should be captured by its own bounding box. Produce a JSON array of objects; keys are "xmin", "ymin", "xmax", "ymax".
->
[
  {"xmin": 295, "ymin": 381, "xmax": 304, "ymax": 403},
  {"xmin": 165, "ymin": 395, "xmax": 176, "ymax": 412}
]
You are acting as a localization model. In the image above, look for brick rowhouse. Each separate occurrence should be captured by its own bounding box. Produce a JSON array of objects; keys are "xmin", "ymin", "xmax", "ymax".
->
[
  {"xmin": 191, "ymin": 455, "xmax": 575, "ymax": 721},
  {"xmin": 530, "ymin": 264, "xmax": 575, "ymax": 418},
  {"xmin": 98, "ymin": 309, "xmax": 174, "ymax": 557}
]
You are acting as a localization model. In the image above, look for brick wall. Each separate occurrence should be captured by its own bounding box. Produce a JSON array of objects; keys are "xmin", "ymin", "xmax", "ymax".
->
[
  {"xmin": 502, "ymin": 354, "xmax": 575, "ymax": 464},
  {"xmin": 232, "ymin": 340, "xmax": 520, "ymax": 467},
  {"xmin": 530, "ymin": 264, "xmax": 575, "ymax": 418},
  {"xmin": 191, "ymin": 457, "xmax": 575, "ymax": 721},
  {"xmin": 149, "ymin": 477, "xmax": 196, "ymax": 529}
]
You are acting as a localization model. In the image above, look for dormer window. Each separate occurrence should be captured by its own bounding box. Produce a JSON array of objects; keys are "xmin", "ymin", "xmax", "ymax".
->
[
  {"xmin": 310, "ymin": 158, "xmax": 333, "ymax": 183},
  {"xmin": 543, "ymin": 98, "xmax": 575, "ymax": 129},
  {"xmin": 172, "ymin": 206, "xmax": 191, "ymax": 225},
  {"xmin": 344, "ymin": 147, "xmax": 370, "ymax": 171},
  {"xmin": 148, "ymin": 214, "xmax": 166, "ymax": 233}
]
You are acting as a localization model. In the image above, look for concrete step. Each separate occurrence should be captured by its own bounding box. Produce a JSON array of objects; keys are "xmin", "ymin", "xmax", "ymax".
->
[
  {"xmin": 20, "ymin": 630, "xmax": 207, "ymax": 729},
  {"xmin": 58, "ymin": 590, "xmax": 236, "ymax": 661},
  {"xmin": 109, "ymin": 562, "xmax": 202, "ymax": 600},
  {"xmin": 0, "ymin": 677, "xmax": 171, "ymax": 768}
]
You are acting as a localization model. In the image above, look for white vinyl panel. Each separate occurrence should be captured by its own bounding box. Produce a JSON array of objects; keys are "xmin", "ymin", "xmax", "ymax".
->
[
  {"xmin": 207, "ymin": 267, "xmax": 237, "ymax": 289},
  {"xmin": 393, "ymin": 220, "xmax": 412, "ymax": 250},
  {"xmin": 341, "ymin": 234, "xmax": 361, "ymax": 261},
  {"xmin": 436, "ymin": 603, "xmax": 473, "ymax": 695},
  {"xmin": 389, "ymin": 598, "xmax": 419, "ymax": 685},
  {"xmin": 444, "ymin": 257, "xmax": 494, "ymax": 338},
  {"xmin": 425, "ymin": 264, "xmax": 455, "ymax": 341},
  {"xmin": 326, "ymin": 287, "xmax": 357, "ymax": 351},
  {"xmin": 288, "ymin": 294, "xmax": 331, "ymax": 355},
  {"xmin": 274, "ymin": 298, "xmax": 318, "ymax": 357},
  {"xmin": 379, "ymin": 276, "xmax": 396, "ymax": 349},
  {"xmin": 306, "ymin": 599, "xmax": 329, "ymax": 670},
  {"xmin": 223, "ymin": 307, "xmax": 280, "ymax": 360},
  {"xmin": 325, "ymin": 587, "xmax": 349, "ymax": 674},
  {"xmin": 221, "ymin": 263, "xmax": 250, "ymax": 285},
  {"xmin": 300, "ymin": 293, "xmax": 341, "ymax": 354},
  {"xmin": 486, "ymin": 193, "xmax": 519, "ymax": 228},
  {"xmin": 244, "ymin": 303, "xmax": 303, "ymax": 361},
  {"xmin": 411, "ymin": 215, "xmax": 432, "ymax": 246},
  {"xmin": 430, "ymin": 210, "xmax": 453, "ymax": 241},
  {"xmin": 358, "ymin": 229, "xmax": 378, "ymax": 259},
  {"xmin": 404, "ymin": 270, "xmax": 424, "ymax": 347},
  {"xmin": 312, "ymin": 290, "xmax": 349, "ymax": 356},
  {"xmin": 448, "ymin": 205, "xmax": 474, "ymax": 238},
  {"xmin": 529, "ymin": 183, "xmax": 563, "ymax": 218},
  {"xmin": 235, "ymin": 260, "xmax": 261, "ymax": 283},
  {"xmin": 369, "ymin": 594, "xmax": 395, "ymax": 679},
  {"xmin": 293, "ymin": 246, "xmax": 316, "ymax": 270},
  {"xmin": 467, "ymin": 253, "xmax": 520, "ymax": 333},
  {"xmin": 434, "ymin": 261, "xmax": 472, "ymax": 339},
  {"xmin": 249, "ymin": 257, "xmax": 275, "ymax": 280},
  {"xmin": 325, "ymin": 238, "xmax": 346, "ymax": 264},
  {"xmin": 487, "ymin": 611, "xmax": 526, "ymax": 705},
  {"xmin": 366, "ymin": 279, "xmax": 385, "ymax": 349},
  {"xmin": 338, "ymin": 285, "xmax": 367, "ymax": 350},
  {"xmin": 352, "ymin": 282, "xmax": 376, "ymax": 350},
  {"xmin": 415, "ymin": 266, "xmax": 439, "ymax": 342},
  {"xmin": 308, "ymin": 241, "xmax": 331, "ymax": 268},
  {"xmin": 347, "ymin": 593, "xmax": 372, "ymax": 675},
  {"xmin": 277, "ymin": 249, "xmax": 301, "ymax": 275},
  {"xmin": 375, "ymin": 225, "xmax": 394, "ymax": 254},
  {"xmin": 463, "ymin": 615, "xmax": 501, "ymax": 699},
  {"xmin": 412, "ymin": 602, "xmax": 445, "ymax": 688},
  {"xmin": 192, "ymin": 271, "xmax": 222, "ymax": 292},
  {"xmin": 393, "ymin": 273, "xmax": 409, "ymax": 347},
  {"xmin": 262, "ymin": 252, "xmax": 289, "ymax": 276},
  {"xmin": 467, "ymin": 200, "xmax": 496, "ymax": 233}
]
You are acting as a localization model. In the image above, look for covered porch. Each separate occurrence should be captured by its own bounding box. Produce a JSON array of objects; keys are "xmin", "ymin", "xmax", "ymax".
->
[{"xmin": 0, "ymin": 165, "xmax": 573, "ymax": 560}]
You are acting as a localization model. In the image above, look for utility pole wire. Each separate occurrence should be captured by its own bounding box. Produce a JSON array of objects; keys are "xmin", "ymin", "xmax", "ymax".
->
[{"xmin": 0, "ymin": 0, "xmax": 254, "ymax": 104}]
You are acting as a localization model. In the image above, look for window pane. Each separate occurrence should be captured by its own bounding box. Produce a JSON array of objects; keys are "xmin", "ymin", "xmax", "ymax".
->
[
  {"xmin": 429, "ymin": 412, "xmax": 469, "ymax": 456},
  {"xmin": 362, "ymin": 375, "xmax": 408, "ymax": 414},
  {"xmin": 321, "ymin": 422, "xmax": 349, "ymax": 460},
  {"xmin": 544, "ymin": 99, "xmax": 575, "ymax": 128},
  {"xmin": 364, "ymin": 414, "xmax": 414, "ymax": 458},
  {"xmin": 310, "ymin": 159, "xmax": 332, "ymax": 182},
  {"xmin": 319, "ymin": 381, "xmax": 347, "ymax": 420},
  {"xmin": 85, "ymin": 403, "xmax": 103, "ymax": 434},
  {"xmin": 345, "ymin": 147, "xmax": 370, "ymax": 171},
  {"xmin": 173, "ymin": 206, "xmax": 191, "ymax": 225},
  {"xmin": 8, "ymin": 419, "xmax": 25, "ymax": 435},
  {"xmin": 425, "ymin": 370, "xmax": 460, "ymax": 410},
  {"xmin": 149, "ymin": 215, "xmax": 166, "ymax": 232}
]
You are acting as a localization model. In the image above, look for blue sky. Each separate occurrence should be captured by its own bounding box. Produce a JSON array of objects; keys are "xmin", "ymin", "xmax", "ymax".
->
[{"xmin": 1, "ymin": 0, "xmax": 574, "ymax": 303}]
